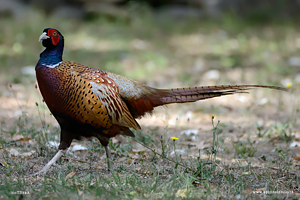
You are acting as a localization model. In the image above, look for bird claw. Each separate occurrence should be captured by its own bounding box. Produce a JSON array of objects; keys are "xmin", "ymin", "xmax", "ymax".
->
[
  {"xmin": 26, "ymin": 149, "xmax": 66, "ymax": 177},
  {"xmin": 26, "ymin": 170, "xmax": 47, "ymax": 177}
]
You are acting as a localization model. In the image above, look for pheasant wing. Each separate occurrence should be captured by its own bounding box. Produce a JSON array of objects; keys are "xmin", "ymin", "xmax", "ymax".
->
[
  {"xmin": 74, "ymin": 64, "xmax": 140, "ymax": 131},
  {"xmin": 88, "ymin": 79, "xmax": 141, "ymax": 131}
]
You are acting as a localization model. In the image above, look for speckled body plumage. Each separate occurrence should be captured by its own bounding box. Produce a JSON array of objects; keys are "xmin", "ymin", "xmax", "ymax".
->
[
  {"xmin": 36, "ymin": 61, "xmax": 142, "ymax": 148},
  {"xmin": 31, "ymin": 28, "xmax": 286, "ymax": 176}
]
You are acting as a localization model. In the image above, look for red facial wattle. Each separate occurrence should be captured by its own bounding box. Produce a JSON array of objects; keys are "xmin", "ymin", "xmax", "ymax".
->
[{"xmin": 48, "ymin": 29, "xmax": 60, "ymax": 46}]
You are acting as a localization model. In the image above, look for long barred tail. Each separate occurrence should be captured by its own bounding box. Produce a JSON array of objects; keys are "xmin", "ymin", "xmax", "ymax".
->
[{"xmin": 158, "ymin": 85, "xmax": 287, "ymax": 104}]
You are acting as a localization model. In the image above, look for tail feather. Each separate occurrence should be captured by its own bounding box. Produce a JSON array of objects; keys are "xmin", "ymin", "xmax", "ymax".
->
[
  {"xmin": 123, "ymin": 84, "xmax": 287, "ymax": 118},
  {"xmin": 158, "ymin": 85, "xmax": 287, "ymax": 104}
]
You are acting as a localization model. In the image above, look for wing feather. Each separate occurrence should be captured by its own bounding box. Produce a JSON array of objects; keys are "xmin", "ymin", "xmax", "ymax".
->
[{"xmin": 90, "ymin": 81, "xmax": 140, "ymax": 131}]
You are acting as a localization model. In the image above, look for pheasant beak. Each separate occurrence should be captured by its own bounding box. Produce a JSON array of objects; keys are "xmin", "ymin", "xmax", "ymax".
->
[{"xmin": 39, "ymin": 32, "xmax": 50, "ymax": 42}]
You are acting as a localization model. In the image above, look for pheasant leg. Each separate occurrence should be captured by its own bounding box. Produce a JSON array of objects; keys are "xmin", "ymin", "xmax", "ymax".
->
[
  {"xmin": 104, "ymin": 146, "xmax": 113, "ymax": 171},
  {"xmin": 27, "ymin": 149, "xmax": 67, "ymax": 176}
]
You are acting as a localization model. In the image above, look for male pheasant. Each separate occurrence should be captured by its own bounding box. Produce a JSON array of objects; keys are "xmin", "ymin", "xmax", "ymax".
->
[{"xmin": 32, "ymin": 28, "xmax": 286, "ymax": 175}]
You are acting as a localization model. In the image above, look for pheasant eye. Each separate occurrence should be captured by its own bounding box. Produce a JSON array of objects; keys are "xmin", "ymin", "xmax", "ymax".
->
[{"xmin": 53, "ymin": 32, "xmax": 57, "ymax": 36}]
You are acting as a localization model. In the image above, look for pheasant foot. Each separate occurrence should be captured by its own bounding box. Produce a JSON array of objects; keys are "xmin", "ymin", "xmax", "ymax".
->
[{"xmin": 27, "ymin": 149, "xmax": 67, "ymax": 176}]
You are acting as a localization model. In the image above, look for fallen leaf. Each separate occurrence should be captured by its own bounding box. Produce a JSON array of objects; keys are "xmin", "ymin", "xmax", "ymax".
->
[
  {"xmin": 181, "ymin": 129, "xmax": 199, "ymax": 136},
  {"xmin": 71, "ymin": 144, "xmax": 87, "ymax": 151},
  {"xmin": 65, "ymin": 172, "xmax": 76, "ymax": 179},
  {"xmin": 0, "ymin": 160, "xmax": 9, "ymax": 167},
  {"xmin": 20, "ymin": 151, "xmax": 35, "ymax": 158},
  {"xmin": 12, "ymin": 134, "xmax": 25, "ymax": 141},
  {"xmin": 293, "ymin": 157, "xmax": 300, "ymax": 161},
  {"xmin": 176, "ymin": 189, "xmax": 189, "ymax": 198},
  {"xmin": 46, "ymin": 141, "xmax": 60, "ymax": 148},
  {"xmin": 290, "ymin": 141, "xmax": 300, "ymax": 148},
  {"xmin": 9, "ymin": 149, "xmax": 35, "ymax": 158},
  {"xmin": 9, "ymin": 148, "xmax": 19, "ymax": 157}
]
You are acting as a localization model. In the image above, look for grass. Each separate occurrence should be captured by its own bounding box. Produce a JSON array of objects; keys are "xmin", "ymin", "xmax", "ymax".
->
[
  {"xmin": 1, "ymin": 115, "xmax": 299, "ymax": 199},
  {"xmin": 0, "ymin": 4, "xmax": 300, "ymax": 199}
]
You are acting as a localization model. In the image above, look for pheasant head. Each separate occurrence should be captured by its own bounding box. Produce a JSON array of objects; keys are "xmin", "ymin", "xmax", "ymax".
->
[{"xmin": 38, "ymin": 28, "xmax": 64, "ymax": 67}]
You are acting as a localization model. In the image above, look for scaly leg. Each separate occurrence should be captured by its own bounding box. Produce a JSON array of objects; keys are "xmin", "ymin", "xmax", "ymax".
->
[
  {"xmin": 104, "ymin": 146, "xmax": 113, "ymax": 171},
  {"xmin": 27, "ymin": 149, "xmax": 67, "ymax": 176}
]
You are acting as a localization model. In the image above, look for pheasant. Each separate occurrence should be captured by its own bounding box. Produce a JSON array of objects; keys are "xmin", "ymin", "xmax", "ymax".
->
[{"xmin": 32, "ymin": 28, "xmax": 286, "ymax": 176}]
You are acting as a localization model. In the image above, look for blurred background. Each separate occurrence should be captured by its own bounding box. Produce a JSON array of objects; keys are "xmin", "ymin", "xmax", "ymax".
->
[{"xmin": 0, "ymin": 0, "xmax": 299, "ymax": 129}]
